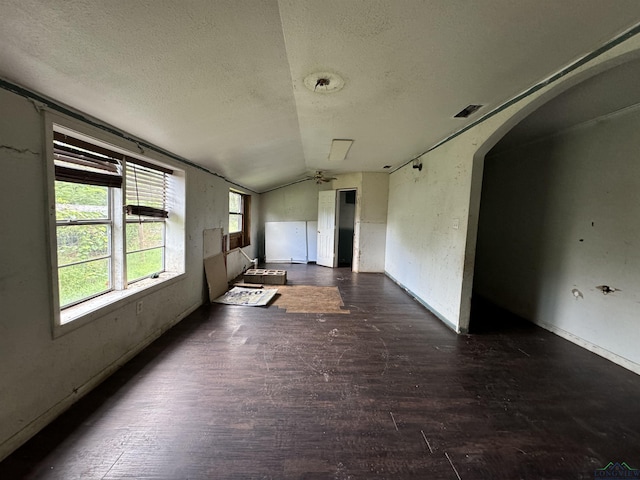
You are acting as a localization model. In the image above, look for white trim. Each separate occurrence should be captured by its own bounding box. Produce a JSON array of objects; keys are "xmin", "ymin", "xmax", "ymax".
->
[
  {"xmin": 56, "ymin": 272, "xmax": 185, "ymax": 337},
  {"xmin": 43, "ymin": 111, "xmax": 187, "ymax": 337},
  {"xmin": 384, "ymin": 271, "xmax": 461, "ymax": 333},
  {"xmin": 535, "ymin": 320, "xmax": 640, "ymax": 376}
]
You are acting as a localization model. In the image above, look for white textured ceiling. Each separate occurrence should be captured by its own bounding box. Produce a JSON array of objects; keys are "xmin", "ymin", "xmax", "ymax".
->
[{"xmin": 1, "ymin": 1, "xmax": 640, "ymax": 192}]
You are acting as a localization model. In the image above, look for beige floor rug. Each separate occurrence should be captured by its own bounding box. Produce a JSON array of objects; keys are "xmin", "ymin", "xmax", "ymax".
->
[{"xmin": 265, "ymin": 285, "xmax": 349, "ymax": 314}]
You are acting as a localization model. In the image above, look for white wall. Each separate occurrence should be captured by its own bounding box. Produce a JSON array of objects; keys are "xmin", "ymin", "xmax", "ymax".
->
[
  {"xmin": 0, "ymin": 87, "xmax": 259, "ymax": 460},
  {"xmin": 260, "ymin": 179, "xmax": 326, "ymax": 223},
  {"xmin": 259, "ymin": 180, "xmax": 326, "ymax": 261},
  {"xmin": 384, "ymin": 33, "xmax": 640, "ymax": 334},
  {"xmin": 474, "ymin": 106, "xmax": 640, "ymax": 372},
  {"xmin": 356, "ymin": 173, "xmax": 388, "ymax": 272},
  {"xmin": 385, "ymin": 143, "xmax": 476, "ymax": 330},
  {"xmin": 260, "ymin": 174, "xmax": 389, "ymax": 272}
]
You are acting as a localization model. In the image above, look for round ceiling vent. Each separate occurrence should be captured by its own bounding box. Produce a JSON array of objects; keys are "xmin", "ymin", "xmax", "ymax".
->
[{"xmin": 303, "ymin": 72, "xmax": 345, "ymax": 93}]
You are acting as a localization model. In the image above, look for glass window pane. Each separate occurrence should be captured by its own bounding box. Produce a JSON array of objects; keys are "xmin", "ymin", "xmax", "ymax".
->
[
  {"xmin": 229, "ymin": 213, "xmax": 242, "ymax": 233},
  {"xmin": 55, "ymin": 181, "xmax": 109, "ymax": 221},
  {"xmin": 57, "ymin": 224, "xmax": 109, "ymax": 267},
  {"xmin": 229, "ymin": 191, "xmax": 241, "ymax": 213},
  {"xmin": 126, "ymin": 222, "xmax": 164, "ymax": 252},
  {"xmin": 127, "ymin": 248, "xmax": 164, "ymax": 282},
  {"xmin": 58, "ymin": 258, "xmax": 111, "ymax": 307}
]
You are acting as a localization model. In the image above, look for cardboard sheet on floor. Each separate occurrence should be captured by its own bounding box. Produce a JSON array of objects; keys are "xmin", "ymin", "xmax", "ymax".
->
[
  {"xmin": 204, "ymin": 253, "xmax": 228, "ymax": 302},
  {"xmin": 264, "ymin": 285, "xmax": 349, "ymax": 314},
  {"xmin": 213, "ymin": 287, "xmax": 278, "ymax": 307}
]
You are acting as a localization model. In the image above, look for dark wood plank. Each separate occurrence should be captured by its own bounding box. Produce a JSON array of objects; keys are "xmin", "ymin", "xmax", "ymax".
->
[{"xmin": 1, "ymin": 264, "xmax": 639, "ymax": 479}]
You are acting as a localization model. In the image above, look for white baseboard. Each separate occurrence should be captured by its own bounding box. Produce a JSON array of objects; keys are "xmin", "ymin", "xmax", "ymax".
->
[
  {"xmin": 384, "ymin": 271, "xmax": 461, "ymax": 333},
  {"xmin": 535, "ymin": 320, "xmax": 640, "ymax": 376},
  {"xmin": 0, "ymin": 301, "xmax": 202, "ymax": 462}
]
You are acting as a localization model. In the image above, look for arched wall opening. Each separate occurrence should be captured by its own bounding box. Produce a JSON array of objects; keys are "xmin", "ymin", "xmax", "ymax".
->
[
  {"xmin": 385, "ymin": 33, "xmax": 640, "ymax": 342},
  {"xmin": 465, "ymin": 51, "xmax": 640, "ymax": 373}
]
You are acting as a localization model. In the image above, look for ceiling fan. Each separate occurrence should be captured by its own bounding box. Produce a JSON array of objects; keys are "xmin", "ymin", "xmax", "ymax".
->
[{"xmin": 312, "ymin": 171, "xmax": 337, "ymax": 184}]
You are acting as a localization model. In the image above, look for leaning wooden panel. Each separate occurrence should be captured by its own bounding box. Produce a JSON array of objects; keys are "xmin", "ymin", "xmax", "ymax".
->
[{"xmin": 204, "ymin": 253, "xmax": 227, "ymax": 302}]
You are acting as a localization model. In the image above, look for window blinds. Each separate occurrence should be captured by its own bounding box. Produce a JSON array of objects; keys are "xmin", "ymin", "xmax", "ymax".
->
[
  {"xmin": 53, "ymin": 131, "xmax": 173, "ymax": 218},
  {"xmin": 53, "ymin": 132, "xmax": 123, "ymax": 188},
  {"xmin": 126, "ymin": 162, "xmax": 169, "ymax": 218}
]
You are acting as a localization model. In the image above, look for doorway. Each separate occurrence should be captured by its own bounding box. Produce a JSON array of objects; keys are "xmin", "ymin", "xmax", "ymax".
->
[
  {"xmin": 317, "ymin": 189, "xmax": 357, "ymax": 269},
  {"xmin": 337, "ymin": 190, "xmax": 356, "ymax": 267}
]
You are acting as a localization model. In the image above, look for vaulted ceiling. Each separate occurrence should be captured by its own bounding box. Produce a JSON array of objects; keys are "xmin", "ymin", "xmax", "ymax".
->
[{"xmin": 2, "ymin": 1, "xmax": 640, "ymax": 192}]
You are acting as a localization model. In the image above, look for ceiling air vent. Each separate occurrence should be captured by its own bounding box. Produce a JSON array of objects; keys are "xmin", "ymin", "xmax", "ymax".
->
[{"xmin": 454, "ymin": 104, "xmax": 483, "ymax": 118}]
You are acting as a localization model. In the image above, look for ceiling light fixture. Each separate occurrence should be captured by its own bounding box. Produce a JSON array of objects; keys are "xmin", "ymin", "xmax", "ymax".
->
[
  {"xmin": 304, "ymin": 72, "xmax": 345, "ymax": 93},
  {"xmin": 328, "ymin": 139, "xmax": 353, "ymax": 162}
]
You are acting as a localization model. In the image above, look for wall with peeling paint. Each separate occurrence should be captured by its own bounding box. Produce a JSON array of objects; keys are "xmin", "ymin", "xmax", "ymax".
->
[
  {"xmin": 475, "ymin": 106, "xmax": 640, "ymax": 372},
  {"xmin": 0, "ymin": 87, "xmax": 259, "ymax": 460},
  {"xmin": 385, "ymin": 141, "xmax": 475, "ymax": 332}
]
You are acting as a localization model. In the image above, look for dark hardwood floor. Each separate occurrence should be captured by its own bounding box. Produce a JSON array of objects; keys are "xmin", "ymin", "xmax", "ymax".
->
[{"xmin": 2, "ymin": 264, "xmax": 639, "ymax": 479}]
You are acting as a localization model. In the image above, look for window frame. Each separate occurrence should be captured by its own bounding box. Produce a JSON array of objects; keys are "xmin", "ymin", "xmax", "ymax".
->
[
  {"xmin": 55, "ymin": 182, "xmax": 114, "ymax": 307},
  {"xmin": 228, "ymin": 190, "xmax": 250, "ymax": 250},
  {"xmin": 45, "ymin": 113, "xmax": 186, "ymax": 337},
  {"xmin": 125, "ymin": 161, "xmax": 170, "ymax": 283}
]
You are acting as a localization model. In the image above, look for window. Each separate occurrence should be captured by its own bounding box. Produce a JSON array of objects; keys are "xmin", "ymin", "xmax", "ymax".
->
[
  {"xmin": 54, "ymin": 131, "xmax": 123, "ymax": 307},
  {"xmin": 49, "ymin": 123, "xmax": 185, "ymax": 327},
  {"xmin": 125, "ymin": 161, "xmax": 169, "ymax": 282},
  {"xmin": 229, "ymin": 190, "xmax": 250, "ymax": 249},
  {"xmin": 55, "ymin": 181, "xmax": 112, "ymax": 307}
]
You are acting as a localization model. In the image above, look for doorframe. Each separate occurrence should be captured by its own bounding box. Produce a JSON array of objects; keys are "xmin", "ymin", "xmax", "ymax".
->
[{"xmin": 336, "ymin": 188, "xmax": 357, "ymax": 269}]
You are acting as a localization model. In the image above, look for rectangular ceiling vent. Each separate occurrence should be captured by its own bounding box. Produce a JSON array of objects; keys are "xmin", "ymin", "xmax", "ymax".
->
[{"xmin": 454, "ymin": 104, "xmax": 483, "ymax": 118}]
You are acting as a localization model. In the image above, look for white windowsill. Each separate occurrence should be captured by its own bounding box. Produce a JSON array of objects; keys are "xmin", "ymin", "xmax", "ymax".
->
[{"xmin": 54, "ymin": 271, "xmax": 185, "ymax": 338}]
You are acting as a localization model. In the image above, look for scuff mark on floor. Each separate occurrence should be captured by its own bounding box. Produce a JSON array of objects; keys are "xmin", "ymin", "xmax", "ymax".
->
[
  {"xmin": 420, "ymin": 430, "xmax": 433, "ymax": 453},
  {"xmin": 337, "ymin": 347, "xmax": 352, "ymax": 367},
  {"xmin": 390, "ymin": 411, "xmax": 398, "ymax": 431},
  {"xmin": 444, "ymin": 451, "xmax": 462, "ymax": 480},
  {"xmin": 380, "ymin": 338, "xmax": 389, "ymax": 376}
]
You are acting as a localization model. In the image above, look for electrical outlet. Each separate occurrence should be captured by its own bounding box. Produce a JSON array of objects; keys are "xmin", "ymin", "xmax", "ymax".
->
[
  {"xmin": 136, "ymin": 300, "xmax": 143, "ymax": 315},
  {"xmin": 452, "ymin": 218, "xmax": 460, "ymax": 230}
]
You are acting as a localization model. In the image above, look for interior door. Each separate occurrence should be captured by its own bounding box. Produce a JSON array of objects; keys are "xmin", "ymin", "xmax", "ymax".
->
[{"xmin": 317, "ymin": 190, "xmax": 337, "ymax": 267}]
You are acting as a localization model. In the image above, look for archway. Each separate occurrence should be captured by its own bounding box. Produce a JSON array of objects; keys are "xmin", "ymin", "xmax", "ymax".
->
[
  {"xmin": 457, "ymin": 41, "xmax": 640, "ymax": 334},
  {"xmin": 467, "ymin": 54, "xmax": 640, "ymax": 374}
]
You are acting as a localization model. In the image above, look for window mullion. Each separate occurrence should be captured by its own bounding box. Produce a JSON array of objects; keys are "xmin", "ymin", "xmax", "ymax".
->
[{"xmin": 112, "ymin": 181, "xmax": 126, "ymax": 289}]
